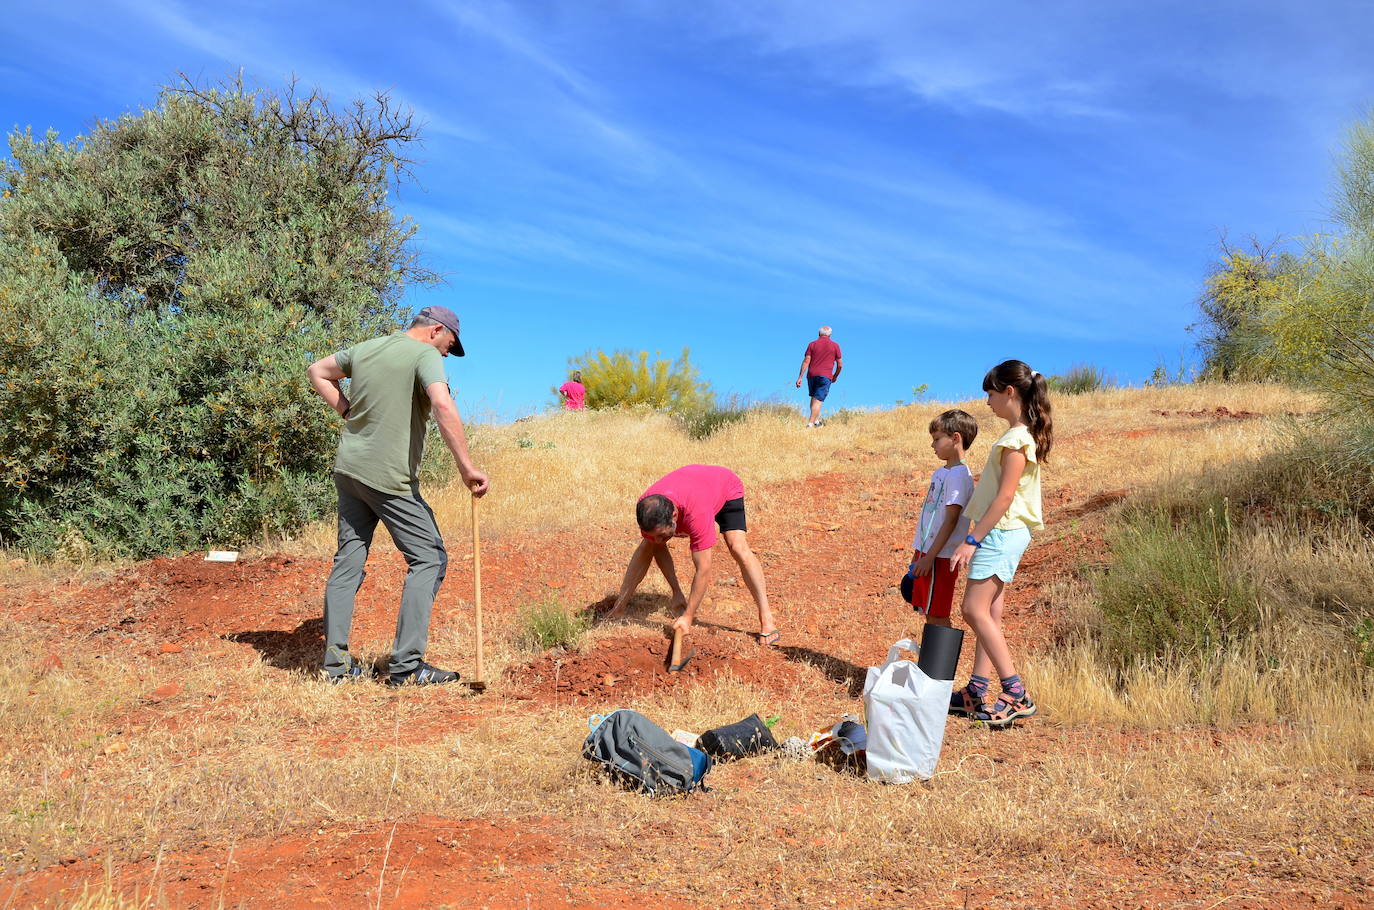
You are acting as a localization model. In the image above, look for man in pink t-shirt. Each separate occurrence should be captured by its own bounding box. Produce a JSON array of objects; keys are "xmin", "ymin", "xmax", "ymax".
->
[
  {"xmin": 794, "ymin": 325, "xmax": 843, "ymax": 427},
  {"xmin": 604, "ymin": 464, "xmax": 779, "ymax": 644},
  {"xmin": 558, "ymin": 371, "xmax": 587, "ymax": 411}
]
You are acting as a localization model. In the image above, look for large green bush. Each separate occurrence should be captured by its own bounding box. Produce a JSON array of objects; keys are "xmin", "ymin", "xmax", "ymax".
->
[{"xmin": 0, "ymin": 76, "xmax": 431, "ymax": 557}]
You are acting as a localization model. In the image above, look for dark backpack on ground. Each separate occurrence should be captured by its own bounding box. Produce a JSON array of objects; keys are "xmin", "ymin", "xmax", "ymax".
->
[
  {"xmin": 582, "ymin": 709, "xmax": 712, "ymax": 795},
  {"xmin": 697, "ymin": 713, "xmax": 779, "ymax": 761}
]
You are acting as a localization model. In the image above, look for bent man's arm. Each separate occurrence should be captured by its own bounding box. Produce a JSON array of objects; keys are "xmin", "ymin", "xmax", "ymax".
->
[
  {"xmin": 673, "ymin": 547, "xmax": 714, "ymax": 633},
  {"xmin": 307, "ymin": 355, "xmax": 349, "ymax": 417},
  {"xmin": 426, "ymin": 381, "xmax": 490, "ymax": 496},
  {"xmin": 832, "ymin": 356, "xmax": 843, "ymax": 382}
]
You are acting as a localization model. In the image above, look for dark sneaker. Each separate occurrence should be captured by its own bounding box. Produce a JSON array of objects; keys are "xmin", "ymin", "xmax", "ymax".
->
[
  {"xmin": 326, "ymin": 655, "xmax": 373, "ymax": 685},
  {"xmin": 386, "ymin": 661, "xmax": 460, "ymax": 687},
  {"xmin": 949, "ymin": 685, "xmax": 986, "ymax": 717},
  {"xmin": 974, "ymin": 691, "xmax": 1037, "ymax": 729}
]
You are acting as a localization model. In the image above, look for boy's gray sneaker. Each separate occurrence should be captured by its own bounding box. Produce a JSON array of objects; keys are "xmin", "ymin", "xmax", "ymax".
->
[{"xmin": 386, "ymin": 661, "xmax": 460, "ymax": 687}]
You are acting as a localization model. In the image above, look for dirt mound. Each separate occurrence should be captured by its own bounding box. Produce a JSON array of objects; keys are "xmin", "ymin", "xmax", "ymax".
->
[
  {"xmin": 508, "ymin": 629, "xmax": 808, "ymax": 702},
  {"xmin": 1063, "ymin": 488, "xmax": 1131, "ymax": 518},
  {"xmin": 1152, "ymin": 406, "xmax": 1261, "ymax": 419},
  {"xmin": 17, "ymin": 553, "xmax": 329, "ymax": 640}
]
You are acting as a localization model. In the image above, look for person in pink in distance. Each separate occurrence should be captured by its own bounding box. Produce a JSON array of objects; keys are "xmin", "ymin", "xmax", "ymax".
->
[
  {"xmin": 795, "ymin": 325, "xmax": 842, "ymax": 427},
  {"xmin": 604, "ymin": 464, "xmax": 780, "ymax": 645},
  {"xmin": 558, "ymin": 371, "xmax": 586, "ymax": 411}
]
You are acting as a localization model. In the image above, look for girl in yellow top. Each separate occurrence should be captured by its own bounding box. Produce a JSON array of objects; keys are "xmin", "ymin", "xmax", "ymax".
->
[{"xmin": 948, "ymin": 360, "xmax": 1054, "ymax": 729}]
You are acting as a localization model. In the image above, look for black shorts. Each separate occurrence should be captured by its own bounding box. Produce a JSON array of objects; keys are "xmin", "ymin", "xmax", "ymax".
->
[{"xmin": 713, "ymin": 497, "xmax": 747, "ymax": 534}]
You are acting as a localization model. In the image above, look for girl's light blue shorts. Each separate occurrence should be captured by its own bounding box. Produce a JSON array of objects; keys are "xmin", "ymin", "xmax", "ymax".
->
[{"xmin": 968, "ymin": 526, "xmax": 1032, "ymax": 583}]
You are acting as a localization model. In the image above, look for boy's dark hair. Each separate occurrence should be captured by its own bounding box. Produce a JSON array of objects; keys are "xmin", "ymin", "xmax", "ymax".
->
[
  {"xmin": 982, "ymin": 359, "xmax": 1054, "ymax": 462},
  {"xmin": 636, "ymin": 494, "xmax": 676, "ymax": 531},
  {"xmin": 929, "ymin": 409, "xmax": 978, "ymax": 448}
]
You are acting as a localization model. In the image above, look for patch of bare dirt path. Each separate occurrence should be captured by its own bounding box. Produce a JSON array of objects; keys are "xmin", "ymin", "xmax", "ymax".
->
[{"xmin": 4, "ymin": 816, "xmax": 703, "ymax": 909}]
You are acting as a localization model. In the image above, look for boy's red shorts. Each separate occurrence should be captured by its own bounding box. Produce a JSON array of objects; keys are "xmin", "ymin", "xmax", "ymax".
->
[{"xmin": 907, "ymin": 552, "xmax": 957, "ymax": 619}]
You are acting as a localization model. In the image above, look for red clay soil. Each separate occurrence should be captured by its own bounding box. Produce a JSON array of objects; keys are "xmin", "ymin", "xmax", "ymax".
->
[
  {"xmin": 507, "ymin": 627, "xmax": 813, "ymax": 703},
  {"xmin": 4, "ymin": 414, "xmax": 1369, "ymax": 908},
  {"xmin": 8, "ymin": 816, "xmax": 699, "ymax": 910},
  {"xmin": 1152, "ymin": 406, "xmax": 1262, "ymax": 419}
]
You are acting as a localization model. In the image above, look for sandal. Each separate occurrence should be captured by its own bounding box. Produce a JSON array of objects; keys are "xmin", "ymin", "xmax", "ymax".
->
[
  {"xmin": 948, "ymin": 685, "xmax": 986, "ymax": 717},
  {"xmin": 758, "ymin": 629, "xmax": 781, "ymax": 647},
  {"xmin": 974, "ymin": 691, "xmax": 1037, "ymax": 729}
]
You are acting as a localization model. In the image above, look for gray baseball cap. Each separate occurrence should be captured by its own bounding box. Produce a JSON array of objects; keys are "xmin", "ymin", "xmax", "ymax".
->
[{"xmin": 418, "ymin": 305, "xmax": 465, "ymax": 357}]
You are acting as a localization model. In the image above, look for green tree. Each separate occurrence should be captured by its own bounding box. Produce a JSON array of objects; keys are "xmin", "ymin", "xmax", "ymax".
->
[
  {"xmin": 1267, "ymin": 117, "xmax": 1374, "ymax": 411},
  {"xmin": 564, "ymin": 348, "xmax": 713, "ymax": 413},
  {"xmin": 0, "ymin": 74, "xmax": 432, "ymax": 557},
  {"xmin": 1193, "ymin": 237, "xmax": 1308, "ymax": 381}
]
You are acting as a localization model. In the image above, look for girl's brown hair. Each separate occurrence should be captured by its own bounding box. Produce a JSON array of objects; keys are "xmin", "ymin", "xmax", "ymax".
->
[{"xmin": 982, "ymin": 360, "xmax": 1054, "ymax": 462}]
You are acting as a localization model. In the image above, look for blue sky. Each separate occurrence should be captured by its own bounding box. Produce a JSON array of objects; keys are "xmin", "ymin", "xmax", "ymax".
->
[{"xmin": 4, "ymin": 1, "xmax": 1373, "ymax": 419}]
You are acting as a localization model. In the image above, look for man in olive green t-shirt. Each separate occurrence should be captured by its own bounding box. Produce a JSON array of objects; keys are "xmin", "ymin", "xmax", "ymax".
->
[{"xmin": 306, "ymin": 305, "xmax": 489, "ymax": 686}]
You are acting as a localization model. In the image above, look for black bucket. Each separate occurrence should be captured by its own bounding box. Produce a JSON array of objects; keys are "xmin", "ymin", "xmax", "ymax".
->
[{"xmin": 917, "ymin": 623, "xmax": 964, "ymax": 681}]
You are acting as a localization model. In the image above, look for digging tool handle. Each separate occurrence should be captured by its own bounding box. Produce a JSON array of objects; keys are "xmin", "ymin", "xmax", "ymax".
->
[
  {"xmin": 472, "ymin": 494, "xmax": 484, "ymax": 686},
  {"xmin": 670, "ymin": 627, "xmax": 683, "ymax": 670}
]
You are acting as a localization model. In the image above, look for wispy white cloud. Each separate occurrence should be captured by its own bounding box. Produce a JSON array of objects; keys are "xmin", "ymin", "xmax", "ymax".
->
[
  {"xmin": 109, "ymin": 0, "xmax": 486, "ymax": 142},
  {"xmin": 429, "ymin": 0, "xmax": 595, "ymax": 100},
  {"xmin": 681, "ymin": 0, "xmax": 1374, "ymax": 123},
  {"xmin": 422, "ymin": 0, "xmax": 679, "ymax": 178}
]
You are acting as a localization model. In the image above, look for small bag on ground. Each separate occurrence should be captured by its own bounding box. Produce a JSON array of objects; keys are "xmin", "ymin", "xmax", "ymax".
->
[
  {"xmin": 582, "ymin": 709, "xmax": 712, "ymax": 795},
  {"xmin": 697, "ymin": 713, "xmax": 778, "ymax": 760},
  {"xmin": 863, "ymin": 638, "xmax": 955, "ymax": 783}
]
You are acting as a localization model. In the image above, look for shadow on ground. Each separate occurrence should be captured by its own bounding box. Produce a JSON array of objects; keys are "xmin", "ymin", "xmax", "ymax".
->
[
  {"xmin": 780, "ymin": 644, "xmax": 867, "ymax": 697},
  {"xmin": 225, "ymin": 617, "xmax": 327, "ymax": 675},
  {"xmin": 587, "ymin": 593, "xmax": 678, "ymax": 634}
]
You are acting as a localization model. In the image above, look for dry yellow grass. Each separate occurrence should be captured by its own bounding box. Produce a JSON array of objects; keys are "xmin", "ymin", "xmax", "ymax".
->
[
  {"xmin": 284, "ymin": 383, "xmax": 1323, "ymax": 557},
  {"xmin": 6, "ymin": 382, "xmax": 1371, "ymax": 907},
  {"xmin": 6, "ymin": 626, "xmax": 1372, "ymax": 903}
]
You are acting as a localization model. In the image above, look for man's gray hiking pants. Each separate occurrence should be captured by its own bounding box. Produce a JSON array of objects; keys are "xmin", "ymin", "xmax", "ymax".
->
[{"xmin": 323, "ymin": 473, "xmax": 448, "ymax": 678}]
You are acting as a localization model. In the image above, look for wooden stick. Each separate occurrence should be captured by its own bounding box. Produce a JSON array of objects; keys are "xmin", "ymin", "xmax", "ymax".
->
[
  {"xmin": 669, "ymin": 626, "xmax": 683, "ymax": 670},
  {"xmin": 472, "ymin": 494, "xmax": 484, "ymax": 687}
]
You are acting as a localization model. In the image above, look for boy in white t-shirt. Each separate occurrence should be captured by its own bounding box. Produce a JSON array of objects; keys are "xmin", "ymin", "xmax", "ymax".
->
[{"xmin": 900, "ymin": 410, "xmax": 978, "ymax": 627}]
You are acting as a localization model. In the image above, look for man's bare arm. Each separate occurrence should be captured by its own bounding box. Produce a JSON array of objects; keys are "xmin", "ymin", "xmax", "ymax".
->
[
  {"xmin": 681, "ymin": 549, "xmax": 714, "ymax": 626},
  {"xmin": 426, "ymin": 381, "xmax": 489, "ymax": 496},
  {"xmin": 307, "ymin": 356, "xmax": 349, "ymax": 417}
]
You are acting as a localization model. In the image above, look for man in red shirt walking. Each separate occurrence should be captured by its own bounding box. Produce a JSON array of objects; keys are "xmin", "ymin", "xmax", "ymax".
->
[{"xmin": 795, "ymin": 326, "xmax": 842, "ymax": 427}]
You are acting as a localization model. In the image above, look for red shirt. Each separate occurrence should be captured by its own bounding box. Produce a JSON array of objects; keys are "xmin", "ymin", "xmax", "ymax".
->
[
  {"xmin": 804, "ymin": 337, "xmax": 841, "ymax": 377},
  {"xmin": 559, "ymin": 381, "xmax": 586, "ymax": 410},
  {"xmin": 639, "ymin": 465, "xmax": 745, "ymax": 551}
]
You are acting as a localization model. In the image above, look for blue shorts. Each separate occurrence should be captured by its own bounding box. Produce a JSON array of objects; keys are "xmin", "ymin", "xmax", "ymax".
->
[
  {"xmin": 967, "ymin": 526, "xmax": 1032, "ymax": 583},
  {"xmin": 807, "ymin": 375, "xmax": 833, "ymax": 401}
]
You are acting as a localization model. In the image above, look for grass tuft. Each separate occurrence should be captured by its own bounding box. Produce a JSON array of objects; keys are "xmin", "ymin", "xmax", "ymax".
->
[
  {"xmin": 1049, "ymin": 363, "xmax": 1114, "ymax": 394},
  {"xmin": 1091, "ymin": 499, "xmax": 1259, "ymax": 670},
  {"xmin": 515, "ymin": 595, "xmax": 593, "ymax": 651}
]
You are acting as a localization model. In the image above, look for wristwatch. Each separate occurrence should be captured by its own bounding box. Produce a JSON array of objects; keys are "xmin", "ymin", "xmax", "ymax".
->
[{"xmin": 965, "ymin": 534, "xmax": 982, "ymax": 548}]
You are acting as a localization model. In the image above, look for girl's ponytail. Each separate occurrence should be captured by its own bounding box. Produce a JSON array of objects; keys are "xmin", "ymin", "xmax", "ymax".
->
[
  {"xmin": 981, "ymin": 360, "xmax": 1054, "ymax": 463},
  {"xmin": 1025, "ymin": 371, "xmax": 1053, "ymax": 463}
]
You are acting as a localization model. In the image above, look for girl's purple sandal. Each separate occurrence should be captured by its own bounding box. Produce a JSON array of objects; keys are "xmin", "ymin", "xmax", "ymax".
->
[
  {"xmin": 948, "ymin": 685, "xmax": 986, "ymax": 717},
  {"xmin": 974, "ymin": 691, "xmax": 1037, "ymax": 729}
]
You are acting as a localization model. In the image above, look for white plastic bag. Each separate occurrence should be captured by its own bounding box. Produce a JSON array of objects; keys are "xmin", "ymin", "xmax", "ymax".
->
[{"xmin": 863, "ymin": 638, "xmax": 953, "ymax": 783}]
